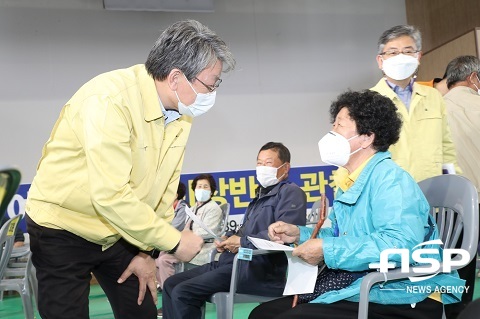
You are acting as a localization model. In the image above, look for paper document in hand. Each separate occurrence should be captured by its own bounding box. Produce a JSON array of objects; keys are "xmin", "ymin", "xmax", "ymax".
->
[
  {"xmin": 247, "ymin": 236, "xmax": 317, "ymax": 295},
  {"xmin": 184, "ymin": 206, "xmax": 220, "ymax": 240},
  {"xmin": 247, "ymin": 236, "xmax": 293, "ymax": 251}
]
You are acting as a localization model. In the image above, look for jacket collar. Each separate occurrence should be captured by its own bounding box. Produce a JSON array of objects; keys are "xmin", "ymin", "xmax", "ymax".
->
[
  {"xmin": 412, "ymin": 80, "xmax": 429, "ymax": 98},
  {"xmin": 135, "ymin": 64, "xmax": 164, "ymax": 122},
  {"xmin": 256, "ymin": 180, "xmax": 290, "ymax": 198},
  {"xmin": 335, "ymin": 151, "xmax": 391, "ymax": 205},
  {"xmin": 373, "ymin": 78, "xmax": 428, "ymax": 101}
]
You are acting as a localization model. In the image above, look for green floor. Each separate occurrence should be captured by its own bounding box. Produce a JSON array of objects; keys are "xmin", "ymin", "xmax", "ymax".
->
[
  {"xmin": 1, "ymin": 276, "xmax": 480, "ymax": 319},
  {"xmin": 0, "ymin": 284, "xmax": 258, "ymax": 319}
]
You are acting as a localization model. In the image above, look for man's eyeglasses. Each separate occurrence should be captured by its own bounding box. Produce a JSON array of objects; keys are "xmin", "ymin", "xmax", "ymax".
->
[
  {"xmin": 379, "ymin": 49, "xmax": 419, "ymax": 58},
  {"xmin": 194, "ymin": 77, "xmax": 222, "ymax": 92}
]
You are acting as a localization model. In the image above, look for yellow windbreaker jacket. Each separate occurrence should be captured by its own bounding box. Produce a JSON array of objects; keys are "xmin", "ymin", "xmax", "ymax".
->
[
  {"xmin": 371, "ymin": 79, "xmax": 460, "ymax": 182},
  {"xmin": 26, "ymin": 64, "xmax": 191, "ymax": 251}
]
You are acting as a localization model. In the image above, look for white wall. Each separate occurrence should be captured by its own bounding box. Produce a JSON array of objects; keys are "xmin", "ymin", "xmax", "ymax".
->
[{"xmin": 0, "ymin": 0, "xmax": 407, "ymax": 182}]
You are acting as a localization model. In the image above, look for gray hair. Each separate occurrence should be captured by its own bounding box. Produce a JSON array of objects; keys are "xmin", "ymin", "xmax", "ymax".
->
[
  {"xmin": 145, "ymin": 19, "xmax": 236, "ymax": 81},
  {"xmin": 446, "ymin": 55, "xmax": 480, "ymax": 88},
  {"xmin": 377, "ymin": 25, "xmax": 422, "ymax": 54}
]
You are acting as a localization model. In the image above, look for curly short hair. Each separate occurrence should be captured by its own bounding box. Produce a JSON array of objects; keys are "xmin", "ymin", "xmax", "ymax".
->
[
  {"xmin": 191, "ymin": 173, "xmax": 217, "ymax": 196},
  {"xmin": 329, "ymin": 90, "xmax": 402, "ymax": 152}
]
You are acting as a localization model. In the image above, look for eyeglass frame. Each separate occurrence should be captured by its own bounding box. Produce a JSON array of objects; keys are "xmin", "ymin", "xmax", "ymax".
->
[
  {"xmin": 379, "ymin": 48, "xmax": 420, "ymax": 58},
  {"xmin": 194, "ymin": 77, "xmax": 222, "ymax": 92}
]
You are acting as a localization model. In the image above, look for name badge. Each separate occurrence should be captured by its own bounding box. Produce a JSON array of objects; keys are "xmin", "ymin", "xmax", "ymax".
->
[{"xmin": 237, "ymin": 247, "xmax": 253, "ymax": 261}]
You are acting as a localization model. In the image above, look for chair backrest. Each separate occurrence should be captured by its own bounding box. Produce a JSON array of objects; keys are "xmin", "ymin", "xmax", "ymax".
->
[
  {"xmin": 306, "ymin": 199, "xmax": 321, "ymax": 225},
  {"xmin": 306, "ymin": 197, "xmax": 329, "ymax": 226},
  {"xmin": 418, "ymin": 174, "xmax": 479, "ymax": 267},
  {"xmin": 358, "ymin": 174, "xmax": 479, "ymax": 319},
  {"xmin": 216, "ymin": 202, "xmax": 231, "ymax": 237},
  {"xmin": 0, "ymin": 167, "xmax": 22, "ymax": 219},
  {"xmin": 0, "ymin": 215, "xmax": 21, "ymax": 280},
  {"xmin": 175, "ymin": 203, "xmax": 231, "ymax": 274}
]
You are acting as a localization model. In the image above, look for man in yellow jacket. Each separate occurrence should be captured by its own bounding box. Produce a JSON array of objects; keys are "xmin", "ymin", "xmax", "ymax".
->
[
  {"xmin": 25, "ymin": 20, "xmax": 235, "ymax": 319},
  {"xmin": 371, "ymin": 25, "xmax": 465, "ymax": 319},
  {"xmin": 370, "ymin": 25, "xmax": 460, "ymax": 182}
]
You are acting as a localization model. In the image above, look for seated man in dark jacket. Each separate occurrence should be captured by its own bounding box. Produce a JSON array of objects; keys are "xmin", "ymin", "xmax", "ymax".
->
[{"xmin": 161, "ymin": 142, "xmax": 307, "ymax": 319}]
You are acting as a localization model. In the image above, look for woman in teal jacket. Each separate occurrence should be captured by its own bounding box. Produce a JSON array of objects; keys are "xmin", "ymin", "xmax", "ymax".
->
[{"xmin": 249, "ymin": 90, "xmax": 464, "ymax": 319}]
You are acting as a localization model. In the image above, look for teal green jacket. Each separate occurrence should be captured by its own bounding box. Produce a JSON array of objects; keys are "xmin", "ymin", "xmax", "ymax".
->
[{"xmin": 298, "ymin": 151, "xmax": 464, "ymax": 305}]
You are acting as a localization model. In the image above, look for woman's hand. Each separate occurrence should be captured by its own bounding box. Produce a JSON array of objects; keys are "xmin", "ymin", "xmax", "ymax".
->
[
  {"xmin": 292, "ymin": 238, "xmax": 324, "ymax": 266},
  {"xmin": 268, "ymin": 221, "xmax": 300, "ymax": 244}
]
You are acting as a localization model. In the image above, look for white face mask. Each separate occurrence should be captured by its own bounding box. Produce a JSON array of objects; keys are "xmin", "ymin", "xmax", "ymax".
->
[
  {"xmin": 382, "ymin": 54, "xmax": 419, "ymax": 81},
  {"xmin": 195, "ymin": 189, "xmax": 211, "ymax": 202},
  {"xmin": 176, "ymin": 74, "xmax": 216, "ymax": 118},
  {"xmin": 318, "ymin": 131, "xmax": 362, "ymax": 167},
  {"xmin": 256, "ymin": 163, "xmax": 286, "ymax": 188},
  {"xmin": 471, "ymin": 75, "xmax": 480, "ymax": 95}
]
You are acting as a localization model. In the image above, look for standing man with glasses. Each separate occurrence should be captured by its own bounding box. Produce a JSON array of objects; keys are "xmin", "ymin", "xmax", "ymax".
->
[
  {"xmin": 25, "ymin": 19, "xmax": 235, "ymax": 319},
  {"xmin": 370, "ymin": 25, "xmax": 460, "ymax": 183},
  {"xmin": 371, "ymin": 25, "xmax": 464, "ymax": 317}
]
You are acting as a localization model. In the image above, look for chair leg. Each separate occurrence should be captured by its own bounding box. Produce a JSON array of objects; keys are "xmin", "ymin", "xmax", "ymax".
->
[
  {"xmin": 211, "ymin": 293, "xmax": 228, "ymax": 319},
  {"xmin": 225, "ymin": 294, "xmax": 234, "ymax": 319},
  {"xmin": 20, "ymin": 289, "xmax": 34, "ymax": 319},
  {"xmin": 215, "ymin": 300, "xmax": 228, "ymax": 319},
  {"xmin": 29, "ymin": 266, "xmax": 38, "ymax": 305}
]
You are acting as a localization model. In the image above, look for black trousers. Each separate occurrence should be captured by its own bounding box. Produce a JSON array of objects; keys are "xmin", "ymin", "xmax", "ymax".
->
[
  {"xmin": 457, "ymin": 298, "xmax": 480, "ymax": 319},
  {"xmin": 26, "ymin": 215, "xmax": 157, "ymax": 319},
  {"xmin": 162, "ymin": 261, "xmax": 232, "ymax": 319},
  {"xmin": 248, "ymin": 296, "xmax": 443, "ymax": 319}
]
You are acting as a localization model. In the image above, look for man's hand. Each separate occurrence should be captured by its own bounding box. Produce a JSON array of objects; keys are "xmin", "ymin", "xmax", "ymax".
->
[
  {"xmin": 117, "ymin": 252, "xmax": 157, "ymax": 305},
  {"xmin": 173, "ymin": 229, "xmax": 204, "ymax": 262},
  {"xmin": 292, "ymin": 238, "xmax": 324, "ymax": 266},
  {"xmin": 13, "ymin": 241, "xmax": 25, "ymax": 248},
  {"xmin": 214, "ymin": 235, "xmax": 229, "ymax": 252},
  {"xmin": 215, "ymin": 235, "xmax": 241, "ymax": 254},
  {"xmin": 268, "ymin": 221, "xmax": 300, "ymax": 244}
]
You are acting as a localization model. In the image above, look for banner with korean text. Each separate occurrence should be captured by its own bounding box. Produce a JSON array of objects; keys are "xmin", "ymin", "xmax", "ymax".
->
[{"xmin": 7, "ymin": 165, "xmax": 336, "ymax": 233}]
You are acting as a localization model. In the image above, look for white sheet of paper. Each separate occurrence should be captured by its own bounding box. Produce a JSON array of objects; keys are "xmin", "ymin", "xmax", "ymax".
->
[
  {"xmin": 184, "ymin": 206, "xmax": 220, "ymax": 240},
  {"xmin": 247, "ymin": 236, "xmax": 318, "ymax": 295},
  {"xmin": 283, "ymin": 251, "xmax": 318, "ymax": 295},
  {"xmin": 247, "ymin": 236, "xmax": 293, "ymax": 251}
]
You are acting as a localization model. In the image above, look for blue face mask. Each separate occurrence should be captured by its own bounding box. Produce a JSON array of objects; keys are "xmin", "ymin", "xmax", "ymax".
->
[{"xmin": 195, "ymin": 189, "xmax": 211, "ymax": 202}]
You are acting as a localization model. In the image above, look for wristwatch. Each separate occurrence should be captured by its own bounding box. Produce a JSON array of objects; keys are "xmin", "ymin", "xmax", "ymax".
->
[
  {"xmin": 167, "ymin": 241, "xmax": 180, "ymax": 255},
  {"xmin": 140, "ymin": 249, "xmax": 161, "ymax": 259}
]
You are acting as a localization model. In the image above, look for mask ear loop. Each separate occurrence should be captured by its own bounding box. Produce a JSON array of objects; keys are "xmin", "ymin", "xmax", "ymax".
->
[
  {"xmin": 182, "ymin": 73, "xmax": 199, "ymax": 95},
  {"xmin": 277, "ymin": 162, "xmax": 288, "ymax": 181},
  {"xmin": 470, "ymin": 73, "xmax": 480, "ymax": 92}
]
